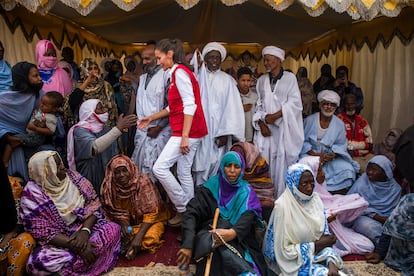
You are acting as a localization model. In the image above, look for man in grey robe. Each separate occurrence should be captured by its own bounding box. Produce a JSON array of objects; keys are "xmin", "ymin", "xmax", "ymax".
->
[{"xmin": 131, "ymin": 44, "xmax": 171, "ymax": 181}]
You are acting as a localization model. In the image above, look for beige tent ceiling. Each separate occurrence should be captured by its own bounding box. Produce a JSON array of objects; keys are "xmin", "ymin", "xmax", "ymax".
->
[{"xmin": 1, "ymin": 0, "xmax": 414, "ymax": 59}]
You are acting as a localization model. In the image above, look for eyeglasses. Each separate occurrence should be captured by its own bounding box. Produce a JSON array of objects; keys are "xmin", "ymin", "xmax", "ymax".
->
[{"xmin": 321, "ymin": 102, "xmax": 337, "ymax": 108}]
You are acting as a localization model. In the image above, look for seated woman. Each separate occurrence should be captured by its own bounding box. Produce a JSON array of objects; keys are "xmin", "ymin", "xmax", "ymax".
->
[
  {"xmin": 0, "ymin": 165, "xmax": 35, "ymax": 276},
  {"xmin": 101, "ymin": 154, "xmax": 169, "ymax": 260},
  {"xmin": 366, "ymin": 193, "xmax": 414, "ymax": 275},
  {"xmin": 67, "ymin": 99, "xmax": 137, "ymax": 192},
  {"xmin": 0, "ymin": 61, "xmax": 43, "ymax": 180},
  {"xmin": 263, "ymin": 163, "xmax": 343, "ymax": 276},
  {"xmin": 20, "ymin": 151, "xmax": 121, "ymax": 275},
  {"xmin": 177, "ymin": 151, "xmax": 270, "ymax": 276},
  {"xmin": 300, "ymin": 90, "xmax": 359, "ymax": 194},
  {"xmin": 231, "ymin": 141, "xmax": 274, "ymax": 222},
  {"xmin": 347, "ymin": 155, "xmax": 401, "ymax": 246},
  {"xmin": 300, "ymin": 156, "xmax": 374, "ymax": 256}
]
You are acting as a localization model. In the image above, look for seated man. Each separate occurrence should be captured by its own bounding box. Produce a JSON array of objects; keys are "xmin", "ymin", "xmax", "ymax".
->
[
  {"xmin": 331, "ymin": 65, "xmax": 364, "ymax": 114},
  {"xmin": 300, "ymin": 90, "xmax": 359, "ymax": 194},
  {"xmin": 338, "ymin": 93, "xmax": 374, "ymax": 173}
]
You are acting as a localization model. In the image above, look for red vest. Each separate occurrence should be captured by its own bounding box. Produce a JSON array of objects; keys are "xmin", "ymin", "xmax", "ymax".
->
[{"xmin": 169, "ymin": 64, "xmax": 208, "ymax": 138}]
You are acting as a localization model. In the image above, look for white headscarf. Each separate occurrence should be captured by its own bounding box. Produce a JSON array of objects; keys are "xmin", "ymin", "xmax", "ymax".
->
[
  {"xmin": 317, "ymin": 90, "xmax": 340, "ymax": 106},
  {"xmin": 201, "ymin": 42, "xmax": 227, "ymax": 62},
  {"xmin": 28, "ymin": 151, "xmax": 85, "ymax": 225},
  {"xmin": 262, "ymin": 46, "xmax": 285, "ymax": 62},
  {"xmin": 66, "ymin": 99, "xmax": 105, "ymax": 170},
  {"xmin": 271, "ymin": 163, "xmax": 325, "ymax": 275}
]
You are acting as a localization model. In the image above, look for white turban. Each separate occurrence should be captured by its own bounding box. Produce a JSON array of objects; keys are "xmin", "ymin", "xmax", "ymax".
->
[
  {"xmin": 317, "ymin": 90, "xmax": 340, "ymax": 106},
  {"xmin": 202, "ymin": 42, "xmax": 227, "ymax": 62},
  {"xmin": 262, "ymin": 46, "xmax": 285, "ymax": 62}
]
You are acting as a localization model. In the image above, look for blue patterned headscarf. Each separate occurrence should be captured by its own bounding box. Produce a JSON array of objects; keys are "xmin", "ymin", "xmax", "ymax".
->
[
  {"xmin": 204, "ymin": 151, "xmax": 262, "ymax": 224},
  {"xmin": 286, "ymin": 163, "xmax": 315, "ymax": 203}
]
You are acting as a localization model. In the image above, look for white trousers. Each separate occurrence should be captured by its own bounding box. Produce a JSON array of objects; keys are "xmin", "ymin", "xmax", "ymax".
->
[{"xmin": 153, "ymin": 136, "xmax": 201, "ymax": 213}]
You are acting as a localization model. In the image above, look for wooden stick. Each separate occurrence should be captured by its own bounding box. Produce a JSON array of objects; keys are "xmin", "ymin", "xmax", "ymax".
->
[{"xmin": 204, "ymin": 208, "xmax": 220, "ymax": 276}]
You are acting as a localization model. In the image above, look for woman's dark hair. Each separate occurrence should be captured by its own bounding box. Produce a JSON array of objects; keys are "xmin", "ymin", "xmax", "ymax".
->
[
  {"xmin": 11, "ymin": 62, "xmax": 38, "ymax": 94},
  {"xmin": 155, "ymin": 38, "xmax": 193, "ymax": 71}
]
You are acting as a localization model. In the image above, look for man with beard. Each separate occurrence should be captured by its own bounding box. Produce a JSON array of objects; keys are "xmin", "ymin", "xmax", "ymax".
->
[
  {"xmin": 252, "ymin": 45, "xmax": 304, "ymax": 198},
  {"xmin": 131, "ymin": 44, "xmax": 171, "ymax": 181},
  {"xmin": 300, "ymin": 90, "xmax": 360, "ymax": 194},
  {"xmin": 338, "ymin": 93, "xmax": 374, "ymax": 173},
  {"xmin": 192, "ymin": 42, "xmax": 245, "ymax": 185}
]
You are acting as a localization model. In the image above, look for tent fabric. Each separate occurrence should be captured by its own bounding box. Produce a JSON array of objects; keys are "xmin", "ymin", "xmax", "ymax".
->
[
  {"xmin": 1, "ymin": 1, "xmax": 413, "ymax": 144},
  {"xmin": 1, "ymin": 0, "xmax": 409, "ymax": 20},
  {"xmin": 1, "ymin": 4, "xmax": 413, "ymax": 60}
]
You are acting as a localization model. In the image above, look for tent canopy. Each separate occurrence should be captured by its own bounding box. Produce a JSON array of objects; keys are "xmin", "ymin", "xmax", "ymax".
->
[{"xmin": 1, "ymin": 0, "xmax": 413, "ymax": 59}]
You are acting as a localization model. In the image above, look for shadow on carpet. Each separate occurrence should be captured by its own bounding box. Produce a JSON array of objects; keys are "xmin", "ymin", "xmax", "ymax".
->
[
  {"xmin": 107, "ymin": 261, "xmax": 401, "ymax": 276},
  {"xmin": 114, "ymin": 226, "xmax": 401, "ymax": 276},
  {"xmin": 116, "ymin": 225, "xmax": 181, "ymax": 267}
]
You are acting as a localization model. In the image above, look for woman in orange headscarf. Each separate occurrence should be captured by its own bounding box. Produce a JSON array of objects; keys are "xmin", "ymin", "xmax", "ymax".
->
[{"xmin": 101, "ymin": 154, "xmax": 169, "ymax": 260}]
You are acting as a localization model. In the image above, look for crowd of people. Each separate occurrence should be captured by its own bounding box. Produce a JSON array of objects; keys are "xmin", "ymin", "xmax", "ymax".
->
[{"xmin": 0, "ymin": 37, "xmax": 413, "ymax": 276}]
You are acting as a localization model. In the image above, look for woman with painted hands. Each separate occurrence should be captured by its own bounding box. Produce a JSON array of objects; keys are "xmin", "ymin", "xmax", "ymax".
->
[
  {"xmin": 67, "ymin": 99, "xmax": 137, "ymax": 192},
  {"xmin": 263, "ymin": 163, "xmax": 343, "ymax": 276}
]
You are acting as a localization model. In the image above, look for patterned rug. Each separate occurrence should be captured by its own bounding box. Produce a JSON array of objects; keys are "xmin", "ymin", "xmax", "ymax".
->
[{"xmin": 105, "ymin": 261, "xmax": 400, "ymax": 276}]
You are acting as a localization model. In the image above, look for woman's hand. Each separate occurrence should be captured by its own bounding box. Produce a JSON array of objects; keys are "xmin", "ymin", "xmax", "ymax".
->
[
  {"xmin": 314, "ymin": 234, "xmax": 336, "ymax": 253},
  {"xmin": 79, "ymin": 243, "xmax": 98, "ymax": 264},
  {"xmin": 366, "ymin": 252, "xmax": 382, "ymax": 264},
  {"xmin": 327, "ymin": 213, "xmax": 337, "ymax": 223},
  {"xmin": 373, "ymin": 213, "xmax": 388, "ymax": 225},
  {"xmin": 125, "ymin": 235, "xmax": 142, "ymax": 260},
  {"xmin": 327, "ymin": 261, "xmax": 339, "ymax": 276},
  {"xmin": 180, "ymin": 136, "xmax": 190, "ymax": 155},
  {"xmin": 137, "ymin": 116, "xmax": 152, "ymax": 129},
  {"xmin": 116, "ymin": 114, "xmax": 138, "ymax": 131},
  {"xmin": 69, "ymin": 230, "xmax": 89, "ymax": 253},
  {"xmin": 210, "ymin": 228, "xmax": 237, "ymax": 247},
  {"xmin": 177, "ymin": 248, "xmax": 192, "ymax": 268}
]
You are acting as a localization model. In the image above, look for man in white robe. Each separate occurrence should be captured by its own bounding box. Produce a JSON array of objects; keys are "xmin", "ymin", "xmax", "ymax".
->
[
  {"xmin": 192, "ymin": 42, "xmax": 245, "ymax": 185},
  {"xmin": 253, "ymin": 46, "xmax": 304, "ymax": 198},
  {"xmin": 131, "ymin": 44, "xmax": 171, "ymax": 181}
]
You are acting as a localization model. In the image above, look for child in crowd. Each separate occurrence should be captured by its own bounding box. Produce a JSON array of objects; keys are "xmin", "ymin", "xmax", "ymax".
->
[
  {"xmin": 237, "ymin": 67, "xmax": 257, "ymax": 143},
  {"xmin": 2, "ymin": 91, "xmax": 63, "ymax": 168}
]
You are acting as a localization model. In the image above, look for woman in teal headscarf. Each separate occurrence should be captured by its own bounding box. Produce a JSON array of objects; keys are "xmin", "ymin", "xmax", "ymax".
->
[{"xmin": 178, "ymin": 151, "xmax": 271, "ymax": 276}]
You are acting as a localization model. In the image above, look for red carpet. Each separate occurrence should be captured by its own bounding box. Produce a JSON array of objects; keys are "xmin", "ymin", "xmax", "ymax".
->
[
  {"xmin": 116, "ymin": 224, "xmax": 366, "ymax": 267},
  {"xmin": 342, "ymin": 254, "xmax": 366, "ymax": 261},
  {"xmin": 116, "ymin": 225, "xmax": 181, "ymax": 267}
]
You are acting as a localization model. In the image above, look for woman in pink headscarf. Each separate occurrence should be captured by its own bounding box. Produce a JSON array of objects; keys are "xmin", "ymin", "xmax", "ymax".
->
[{"xmin": 35, "ymin": 40, "xmax": 73, "ymax": 96}]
